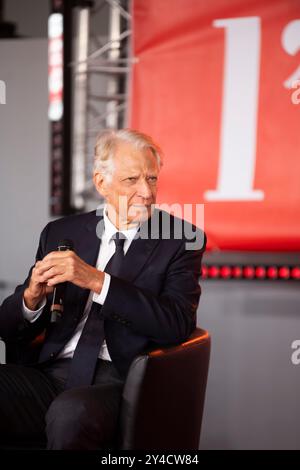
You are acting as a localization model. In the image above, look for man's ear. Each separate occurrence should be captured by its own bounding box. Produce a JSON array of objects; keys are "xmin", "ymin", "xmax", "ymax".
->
[{"xmin": 93, "ymin": 172, "xmax": 109, "ymax": 198}]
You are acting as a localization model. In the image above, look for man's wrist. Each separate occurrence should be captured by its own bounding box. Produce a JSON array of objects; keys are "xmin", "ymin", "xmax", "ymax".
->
[
  {"xmin": 89, "ymin": 269, "xmax": 105, "ymax": 294},
  {"xmin": 23, "ymin": 288, "xmax": 44, "ymax": 311}
]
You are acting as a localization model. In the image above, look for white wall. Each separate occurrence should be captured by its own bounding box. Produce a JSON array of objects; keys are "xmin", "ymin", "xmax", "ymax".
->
[
  {"xmin": 0, "ymin": 39, "xmax": 50, "ymax": 294},
  {"xmin": 198, "ymin": 279, "xmax": 300, "ymax": 450}
]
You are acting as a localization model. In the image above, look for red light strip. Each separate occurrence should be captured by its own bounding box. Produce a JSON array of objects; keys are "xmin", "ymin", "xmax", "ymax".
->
[{"xmin": 201, "ymin": 265, "xmax": 300, "ymax": 280}]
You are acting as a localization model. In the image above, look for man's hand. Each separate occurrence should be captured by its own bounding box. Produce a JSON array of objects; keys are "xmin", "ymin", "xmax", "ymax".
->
[
  {"xmin": 24, "ymin": 261, "xmax": 55, "ymax": 311},
  {"xmin": 32, "ymin": 251, "xmax": 104, "ymax": 295}
]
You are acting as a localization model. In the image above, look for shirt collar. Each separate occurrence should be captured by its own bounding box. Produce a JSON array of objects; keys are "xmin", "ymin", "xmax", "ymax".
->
[{"xmin": 103, "ymin": 204, "xmax": 140, "ymax": 243}]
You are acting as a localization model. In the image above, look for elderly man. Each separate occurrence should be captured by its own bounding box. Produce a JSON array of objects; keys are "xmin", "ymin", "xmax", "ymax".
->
[{"xmin": 0, "ymin": 129, "xmax": 206, "ymax": 450}]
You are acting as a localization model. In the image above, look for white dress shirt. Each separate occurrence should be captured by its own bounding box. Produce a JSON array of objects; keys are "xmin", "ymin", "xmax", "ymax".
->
[{"xmin": 22, "ymin": 205, "xmax": 140, "ymax": 361}]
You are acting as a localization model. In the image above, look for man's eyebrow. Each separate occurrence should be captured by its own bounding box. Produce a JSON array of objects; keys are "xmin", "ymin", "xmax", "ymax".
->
[
  {"xmin": 120, "ymin": 174, "xmax": 140, "ymax": 180},
  {"xmin": 119, "ymin": 171, "xmax": 158, "ymax": 180}
]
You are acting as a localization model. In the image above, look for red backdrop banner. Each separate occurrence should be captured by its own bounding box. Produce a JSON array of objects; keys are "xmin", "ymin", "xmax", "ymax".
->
[{"xmin": 129, "ymin": 0, "xmax": 300, "ymax": 251}]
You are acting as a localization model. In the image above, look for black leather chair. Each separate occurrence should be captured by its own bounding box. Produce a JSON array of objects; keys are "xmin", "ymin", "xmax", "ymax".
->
[
  {"xmin": 0, "ymin": 328, "xmax": 211, "ymax": 450},
  {"xmin": 118, "ymin": 327, "xmax": 211, "ymax": 449}
]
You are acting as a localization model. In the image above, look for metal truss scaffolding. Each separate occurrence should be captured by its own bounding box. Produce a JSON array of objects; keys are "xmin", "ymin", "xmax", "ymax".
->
[
  {"xmin": 49, "ymin": 0, "xmax": 133, "ymax": 215},
  {"xmin": 71, "ymin": 0, "xmax": 133, "ymax": 212}
]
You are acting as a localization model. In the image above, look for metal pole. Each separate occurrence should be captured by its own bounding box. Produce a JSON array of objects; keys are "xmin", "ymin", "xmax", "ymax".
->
[
  {"xmin": 106, "ymin": 1, "xmax": 121, "ymax": 129},
  {"xmin": 71, "ymin": 6, "xmax": 90, "ymax": 210}
]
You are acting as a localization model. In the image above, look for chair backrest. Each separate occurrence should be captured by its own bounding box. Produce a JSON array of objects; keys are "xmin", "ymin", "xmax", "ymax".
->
[{"xmin": 118, "ymin": 328, "xmax": 211, "ymax": 450}]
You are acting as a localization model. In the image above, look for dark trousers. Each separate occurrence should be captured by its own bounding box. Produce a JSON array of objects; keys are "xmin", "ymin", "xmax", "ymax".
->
[{"xmin": 0, "ymin": 359, "xmax": 125, "ymax": 450}]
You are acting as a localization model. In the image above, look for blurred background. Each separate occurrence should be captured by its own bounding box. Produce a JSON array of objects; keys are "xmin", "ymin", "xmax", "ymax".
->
[{"xmin": 0, "ymin": 0, "xmax": 299, "ymax": 449}]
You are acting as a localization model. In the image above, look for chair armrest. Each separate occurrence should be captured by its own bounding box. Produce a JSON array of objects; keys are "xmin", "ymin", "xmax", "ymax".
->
[{"xmin": 119, "ymin": 328, "xmax": 211, "ymax": 450}]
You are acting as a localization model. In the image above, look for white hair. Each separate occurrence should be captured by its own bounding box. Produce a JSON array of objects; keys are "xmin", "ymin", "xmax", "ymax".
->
[{"xmin": 94, "ymin": 128, "xmax": 163, "ymax": 182}]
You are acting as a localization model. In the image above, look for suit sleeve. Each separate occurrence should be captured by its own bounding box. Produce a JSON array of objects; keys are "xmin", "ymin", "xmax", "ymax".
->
[
  {"xmin": 0, "ymin": 223, "xmax": 51, "ymax": 341},
  {"xmin": 102, "ymin": 232, "xmax": 207, "ymax": 344}
]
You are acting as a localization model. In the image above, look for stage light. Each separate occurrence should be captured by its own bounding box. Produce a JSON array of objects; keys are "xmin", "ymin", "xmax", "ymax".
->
[
  {"xmin": 220, "ymin": 266, "xmax": 231, "ymax": 279},
  {"xmin": 243, "ymin": 266, "xmax": 255, "ymax": 279},
  {"xmin": 278, "ymin": 266, "xmax": 290, "ymax": 279},
  {"xmin": 255, "ymin": 266, "xmax": 266, "ymax": 278},
  {"xmin": 231, "ymin": 266, "xmax": 243, "ymax": 278},
  {"xmin": 291, "ymin": 267, "xmax": 300, "ymax": 279},
  {"xmin": 202, "ymin": 264, "xmax": 300, "ymax": 281},
  {"xmin": 267, "ymin": 266, "xmax": 278, "ymax": 279},
  {"xmin": 208, "ymin": 266, "xmax": 220, "ymax": 278},
  {"xmin": 201, "ymin": 265, "xmax": 208, "ymax": 279}
]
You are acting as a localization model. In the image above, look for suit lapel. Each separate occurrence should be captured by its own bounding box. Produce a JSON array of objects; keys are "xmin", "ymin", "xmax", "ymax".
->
[{"xmin": 80, "ymin": 212, "xmax": 103, "ymax": 266}]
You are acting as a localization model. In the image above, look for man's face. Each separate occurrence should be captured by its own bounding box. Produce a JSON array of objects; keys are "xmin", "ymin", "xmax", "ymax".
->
[{"xmin": 94, "ymin": 141, "xmax": 160, "ymax": 227}]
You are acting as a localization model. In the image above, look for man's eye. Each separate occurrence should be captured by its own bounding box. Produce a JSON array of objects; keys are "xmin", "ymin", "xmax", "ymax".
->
[{"xmin": 148, "ymin": 177, "xmax": 157, "ymax": 182}]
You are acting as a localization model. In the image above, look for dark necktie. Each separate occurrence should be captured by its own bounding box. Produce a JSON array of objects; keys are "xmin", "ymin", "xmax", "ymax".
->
[{"xmin": 65, "ymin": 232, "xmax": 126, "ymax": 389}]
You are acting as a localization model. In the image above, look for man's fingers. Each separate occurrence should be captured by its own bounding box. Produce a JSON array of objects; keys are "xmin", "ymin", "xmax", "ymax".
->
[
  {"xmin": 40, "ymin": 266, "xmax": 65, "ymax": 282},
  {"xmin": 36, "ymin": 252, "xmax": 76, "ymax": 274},
  {"xmin": 32, "ymin": 263, "xmax": 66, "ymax": 285},
  {"xmin": 35, "ymin": 259, "xmax": 68, "ymax": 276},
  {"xmin": 34, "ymin": 264, "xmax": 53, "ymax": 277},
  {"xmin": 32, "ymin": 266, "xmax": 47, "ymax": 283},
  {"xmin": 32, "ymin": 251, "xmax": 79, "ymax": 287},
  {"xmin": 42, "ymin": 251, "xmax": 75, "ymax": 263},
  {"xmin": 47, "ymin": 274, "xmax": 66, "ymax": 286}
]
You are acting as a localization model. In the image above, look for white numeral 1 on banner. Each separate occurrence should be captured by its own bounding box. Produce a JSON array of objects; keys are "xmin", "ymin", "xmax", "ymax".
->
[{"xmin": 205, "ymin": 17, "xmax": 264, "ymax": 201}]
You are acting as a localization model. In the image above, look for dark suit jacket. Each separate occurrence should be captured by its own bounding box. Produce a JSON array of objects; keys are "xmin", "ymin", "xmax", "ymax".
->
[{"xmin": 0, "ymin": 208, "xmax": 206, "ymax": 380}]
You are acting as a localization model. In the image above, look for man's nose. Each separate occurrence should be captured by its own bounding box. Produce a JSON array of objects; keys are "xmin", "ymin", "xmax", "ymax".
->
[{"xmin": 136, "ymin": 179, "xmax": 152, "ymax": 199}]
